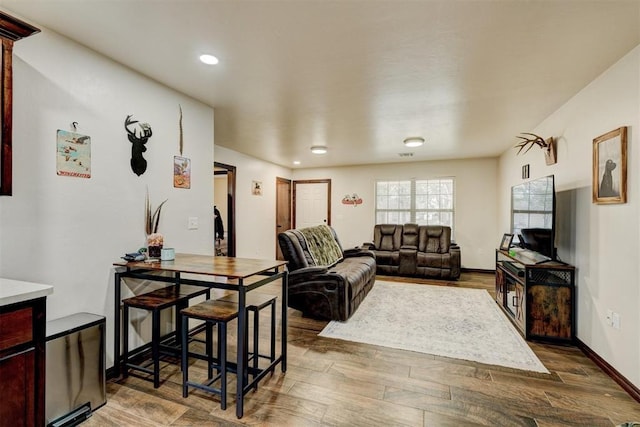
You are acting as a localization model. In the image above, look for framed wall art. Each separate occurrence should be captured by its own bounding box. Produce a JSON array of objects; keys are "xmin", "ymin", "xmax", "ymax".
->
[
  {"xmin": 56, "ymin": 130, "xmax": 91, "ymax": 178},
  {"xmin": 173, "ymin": 156, "xmax": 191, "ymax": 189},
  {"xmin": 592, "ymin": 126, "xmax": 627, "ymax": 204}
]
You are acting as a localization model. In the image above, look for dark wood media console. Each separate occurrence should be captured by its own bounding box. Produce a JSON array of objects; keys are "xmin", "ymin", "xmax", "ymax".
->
[{"xmin": 495, "ymin": 249, "xmax": 575, "ymax": 343}]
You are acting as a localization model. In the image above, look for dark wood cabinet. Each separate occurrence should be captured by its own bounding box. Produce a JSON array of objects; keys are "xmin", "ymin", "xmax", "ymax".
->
[
  {"xmin": 0, "ymin": 297, "xmax": 46, "ymax": 427},
  {"xmin": 0, "ymin": 11, "xmax": 40, "ymax": 196},
  {"xmin": 495, "ymin": 249, "xmax": 575, "ymax": 343}
]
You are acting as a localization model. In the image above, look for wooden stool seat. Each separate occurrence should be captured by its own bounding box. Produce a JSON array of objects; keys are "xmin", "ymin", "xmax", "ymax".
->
[
  {"xmin": 181, "ymin": 299, "xmax": 239, "ymax": 322},
  {"xmin": 218, "ymin": 292, "xmax": 277, "ymax": 390},
  {"xmin": 124, "ymin": 285, "xmax": 210, "ymax": 309},
  {"xmin": 122, "ymin": 284, "xmax": 210, "ymax": 388},
  {"xmin": 181, "ymin": 299, "xmax": 240, "ymax": 410}
]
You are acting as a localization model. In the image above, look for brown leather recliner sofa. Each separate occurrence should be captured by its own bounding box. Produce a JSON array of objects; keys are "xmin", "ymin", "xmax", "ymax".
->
[
  {"xmin": 278, "ymin": 225, "xmax": 376, "ymax": 321},
  {"xmin": 363, "ymin": 224, "xmax": 461, "ymax": 280}
]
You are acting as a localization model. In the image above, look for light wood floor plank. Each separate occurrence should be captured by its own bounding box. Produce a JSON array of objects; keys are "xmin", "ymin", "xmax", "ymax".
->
[{"xmin": 288, "ymin": 381, "xmax": 425, "ymax": 427}]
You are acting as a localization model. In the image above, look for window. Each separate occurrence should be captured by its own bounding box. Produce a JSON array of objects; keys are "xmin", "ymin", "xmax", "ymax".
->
[{"xmin": 375, "ymin": 178, "xmax": 455, "ymax": 233}]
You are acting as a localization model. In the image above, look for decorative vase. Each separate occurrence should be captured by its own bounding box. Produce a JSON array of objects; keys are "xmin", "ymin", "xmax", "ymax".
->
[
  {"xmin": 148, "ymin": 245, "xmax": 162, "ymax": 258},
  {"xmin": 147, "ymin": 233, "xmax": 164, "ymax": 258}
]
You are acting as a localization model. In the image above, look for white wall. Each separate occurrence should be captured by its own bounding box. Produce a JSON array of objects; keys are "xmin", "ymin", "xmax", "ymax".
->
[
  {"xmin": 0, "ymin": 29, "xmax": 215, "ymax": 368},
  {"xmin": 213, "ymin": 146, "xmax": 292, "ymax": 259},
  {"xmin": 498, "ymin": 46, "xmax": 640, "ymax": 388},
  {"xmin": 293, "ymin": 158, "xmax": 499, "ymax": 270}
]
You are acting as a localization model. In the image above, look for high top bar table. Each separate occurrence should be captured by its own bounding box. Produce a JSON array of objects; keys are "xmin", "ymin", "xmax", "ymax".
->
[{"xmin": 113, "ymin": 254, "xmax": 288, "ymax": 418}]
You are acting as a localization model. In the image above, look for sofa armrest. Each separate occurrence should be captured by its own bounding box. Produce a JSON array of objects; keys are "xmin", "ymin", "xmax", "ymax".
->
[
  {"xmin": 448, "ymin": 243, "xmax": 461, "ymax": 279},
  {"xmin": 344, "ymin": 247, "xmax": 375, "ymax": 259},
  {"xmin": 289, "ymin": 266, "xmax": 329, "ymax": 277},
  {"xmin": 361, "ymin": 242, "xmax": 376, "ymax": 250}
]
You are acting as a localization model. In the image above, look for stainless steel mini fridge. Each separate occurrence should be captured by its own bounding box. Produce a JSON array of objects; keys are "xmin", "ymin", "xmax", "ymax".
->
[{"xmin": 46, "ymin": 312, "xmax": 106, "ymax": 427}]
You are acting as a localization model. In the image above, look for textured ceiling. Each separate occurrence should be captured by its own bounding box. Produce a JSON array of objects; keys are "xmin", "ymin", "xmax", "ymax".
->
[{"xmin": 2, "ymin": 1, "xmax": 639, "ymax": 168}]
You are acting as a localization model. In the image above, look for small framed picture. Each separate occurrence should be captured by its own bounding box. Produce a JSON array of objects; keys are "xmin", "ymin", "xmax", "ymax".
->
[
  {"xmin": 500, "ymin": 233, "xmax": 514, "ymax": 251},
  {"xmin": 173, "ymin": 156, "xmax": 191, "ymax": 189},
  {"xmin": 252, "ymin": 180, "xmax": 262, "ymax": 196}
]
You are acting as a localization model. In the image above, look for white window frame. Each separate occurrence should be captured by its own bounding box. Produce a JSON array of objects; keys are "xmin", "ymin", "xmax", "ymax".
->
[{"xmin": 374, "ymin": 177, "xmax": 455, "ymax": 235}]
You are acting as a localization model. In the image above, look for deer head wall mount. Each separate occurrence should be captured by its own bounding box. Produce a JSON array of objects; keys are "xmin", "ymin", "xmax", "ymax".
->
[
  {"xmin": 514, "ymin": 132, "xmax": 557, "ymax": 165},
  {"xmin": 125, "ymin": 115, "xmax": 153, "ymax": 176}
]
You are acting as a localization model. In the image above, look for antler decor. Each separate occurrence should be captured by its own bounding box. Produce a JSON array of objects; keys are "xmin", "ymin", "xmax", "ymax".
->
[
  {"xmin": 125, "ymin": 115, "xmax": 153, "ymax": 176},
  {"xmin": 514, "ymin": 133, "xmax": 557, "ymax": 165}
]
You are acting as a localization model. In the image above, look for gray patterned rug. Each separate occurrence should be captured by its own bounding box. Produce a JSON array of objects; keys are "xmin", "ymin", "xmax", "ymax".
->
[{"xmin": 319, "ymin": 281, "xmax": 549, "ymax": 373}]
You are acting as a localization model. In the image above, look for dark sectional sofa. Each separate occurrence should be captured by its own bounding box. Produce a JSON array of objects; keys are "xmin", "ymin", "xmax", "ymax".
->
[
  {"xmin": 363, "ymin": 224, "xmax": 461, "ymax": 280},
  {"xmin": 278, "ymin": 225, "xmax": 376, "ymax": 321}
]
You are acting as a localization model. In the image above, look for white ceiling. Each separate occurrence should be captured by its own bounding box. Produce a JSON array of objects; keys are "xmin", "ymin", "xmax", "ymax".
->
[{"xmin": 2, "ymin": 1, "xmax": 639, "ymax": 169}]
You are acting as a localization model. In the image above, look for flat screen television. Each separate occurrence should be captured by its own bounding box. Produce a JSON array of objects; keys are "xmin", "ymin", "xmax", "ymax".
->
[{"xmin": 511, "ymin": 175, "xmax": 556, "ymax": 260}]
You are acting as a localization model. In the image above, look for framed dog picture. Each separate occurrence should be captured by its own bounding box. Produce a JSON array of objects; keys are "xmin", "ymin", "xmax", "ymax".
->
[{"xmin": 593, "ymin": 126, "xmax": 627, "ymax": 204}]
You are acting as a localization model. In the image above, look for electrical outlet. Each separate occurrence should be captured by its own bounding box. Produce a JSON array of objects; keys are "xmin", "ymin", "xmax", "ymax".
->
[
  {"xmin": 612, "ymin": 312, "xmax": 621, "ymax": 330},
  {"xmin": 606, "ymin": 309, "xmax": 613, "ymax": 326},
  {"xmin": 187, "ymin": 217, "xmax": 199, "ymax": 230}
]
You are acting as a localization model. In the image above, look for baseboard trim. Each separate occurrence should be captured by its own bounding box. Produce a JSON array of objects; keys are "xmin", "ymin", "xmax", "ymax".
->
[
  {"xmin": 575, "ymin": 337, "xmax": 640, "ymax": 403},
  {"xmin": 461, "ymin": 267, "xmax": 494, "ymax": 274}
]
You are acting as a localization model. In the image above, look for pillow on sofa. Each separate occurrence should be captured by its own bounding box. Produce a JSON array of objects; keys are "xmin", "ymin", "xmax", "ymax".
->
[{"xmin": 299, "ymin": 225, "xmax": 344, "ymax": 267}]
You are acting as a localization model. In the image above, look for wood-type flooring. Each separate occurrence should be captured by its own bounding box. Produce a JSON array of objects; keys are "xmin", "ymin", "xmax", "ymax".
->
[{"xmin": 91, "ymin": 272, "xmax": 640, "ymax": 426}]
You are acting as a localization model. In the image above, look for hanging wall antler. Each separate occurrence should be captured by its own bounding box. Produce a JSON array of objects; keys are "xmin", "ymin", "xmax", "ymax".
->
[{"xmin": 514, "ymin": 132, "xmax": 557, "ymax": 165}]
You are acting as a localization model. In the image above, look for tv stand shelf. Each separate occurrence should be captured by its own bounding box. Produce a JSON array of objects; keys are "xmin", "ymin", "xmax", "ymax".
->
[{"xmin": 495, "ymin": 249, "xmax": 575, "ymax": 343}]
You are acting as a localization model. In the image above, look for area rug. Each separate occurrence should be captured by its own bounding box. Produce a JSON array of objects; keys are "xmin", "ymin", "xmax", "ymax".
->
[{"xmin": 319, "ymin": 281, "xmax": 549, "ymax": 373}]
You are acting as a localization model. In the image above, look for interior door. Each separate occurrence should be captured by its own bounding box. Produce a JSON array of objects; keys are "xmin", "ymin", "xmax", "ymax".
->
[
  {"xmin": 293, "ymin": 179, "xmax": 331, "ymax": 229},
  {"xmin": 214, "ymin": 162, "xmax": 236, "ymax": 257},
  {"xmin": 275, "ymin": 177, "xmax": 292, "ymax": 260}
]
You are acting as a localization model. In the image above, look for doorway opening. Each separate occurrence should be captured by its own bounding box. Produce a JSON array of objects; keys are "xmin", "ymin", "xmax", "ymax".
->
[
  {"xmin": 214, "ymin": 162, "xmax": 236, "ymax": 257},
  {"xmin": 275, "ymin": 177, "xmax": 292, "ymax": 260}
]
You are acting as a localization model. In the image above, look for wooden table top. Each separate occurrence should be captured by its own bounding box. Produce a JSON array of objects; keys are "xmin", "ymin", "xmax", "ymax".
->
[{"xmin": 113, "ymin": 253, "xmax": 287, "ymax": 279}]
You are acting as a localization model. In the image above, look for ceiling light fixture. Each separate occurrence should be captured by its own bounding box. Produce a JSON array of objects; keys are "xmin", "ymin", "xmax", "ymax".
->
[
  {"xmin": 403, "ymin": 136, "xmax": 425, "ymax": 148},
  {"xmin": 293, "ymin": 160, "xmax": 301, "ymax": 165},
  {"xmin": 310, "ymin": 145, "xmax": 328, "ymax": 154},
  {"xmin": 199, "ymin": 54, "xmax": 219, "ymax": 65}
]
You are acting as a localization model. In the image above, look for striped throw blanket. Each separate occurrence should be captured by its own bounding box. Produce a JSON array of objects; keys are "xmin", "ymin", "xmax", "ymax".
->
[{"xmin": 299, "ymin": 225, "xmax": 343, "ymax": 267}]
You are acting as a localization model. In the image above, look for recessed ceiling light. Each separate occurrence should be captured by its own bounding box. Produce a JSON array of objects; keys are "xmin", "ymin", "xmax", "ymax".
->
[
  {"xmin": 199, "ymin": 54, "xmax": 219, "ymax": 65},
  {"xmin": 403, "ymin": 137, "xmax": 425, "ymax": 148},
  {"xmin": 310, "ymin": 145, "xmax": 327, "ymax": 154},
  {"xmin": 293, "ymin": 160, "xmax": 301, "ymax": 165}
]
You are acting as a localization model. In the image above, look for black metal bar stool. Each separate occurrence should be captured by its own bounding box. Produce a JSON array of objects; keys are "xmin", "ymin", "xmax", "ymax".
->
[
  {"xmin": 218, "ymin": 292, "xmax": 277, "ymax": 387},
  {"xmin": 122, "ymin": 284, "xmax": 210, "ymax": 388},
  {"xmin": 180, "ymin": 299, "xmax": 240, "ymax": 410}
]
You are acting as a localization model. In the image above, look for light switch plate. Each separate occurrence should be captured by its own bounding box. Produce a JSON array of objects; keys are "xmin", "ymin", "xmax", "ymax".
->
[
  {"xmin": 188, "ymin": 217, "xmax": 198, "ymax": 230},
  {"xmin": 612, "ymin": 312, "xmax": 620, "ymax": 330}
]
